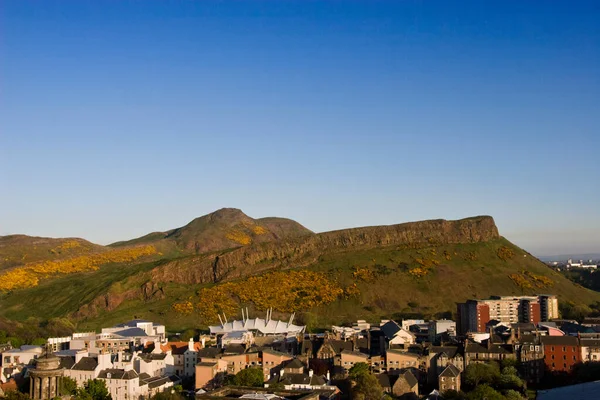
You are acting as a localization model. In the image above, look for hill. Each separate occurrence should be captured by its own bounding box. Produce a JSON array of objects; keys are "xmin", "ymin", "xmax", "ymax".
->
[
  {"xmin": 0, "ymin": 210, "xmax": 598, "ymax": 334},
  {"xmin": 0, "ymin": 235, "xmax": 105, "ymax": 271},
  {"xmin": 109, "ymin": 208, "xmax": 313, "ymax": 253}
]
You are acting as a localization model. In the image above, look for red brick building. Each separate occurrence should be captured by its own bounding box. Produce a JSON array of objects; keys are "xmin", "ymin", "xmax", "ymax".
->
[
  {"xmin": 521, "ymin": 300, "xmax": 541, "ymax": 324},
  {"xmin": 540, "ymin": 336, "xmax": 580, "ymax": 373}
]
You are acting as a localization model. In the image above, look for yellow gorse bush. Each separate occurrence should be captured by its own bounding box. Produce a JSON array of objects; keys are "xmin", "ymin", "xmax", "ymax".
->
[
  {"xmin": 188, "ymin": 270, "xmax": 347, "ymax": 323},
  {"xmin": 225, "ymin": 230, "xmax": 252, "ymax": 245},
  {"xmin": 0, "ymin": 245, "xmax": 157, "ymax": 291}
]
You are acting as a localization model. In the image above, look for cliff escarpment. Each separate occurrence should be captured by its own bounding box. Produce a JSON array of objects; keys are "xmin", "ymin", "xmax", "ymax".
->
[{"xmin": 149, "ymin": 216, "xmax": 499, "ymax": 285}]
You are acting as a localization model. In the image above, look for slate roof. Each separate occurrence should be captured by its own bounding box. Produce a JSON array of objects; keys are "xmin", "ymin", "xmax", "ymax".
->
[
  {"xmin": 267, "ymin": 373, "xmax": 326, "ymax": 386},
  {"xmin": 113, "ymin": 327, "xmax": 149, "ymax": 338},
  {"xmin": 430, "ymin": 346, "xmax": 461, "ymax": 358},
  {"xmin": 465, "ymin": 342, "xmax": 511, "ymax": 354},
  {"xmin": 580, "ymin": 338, "xmax": 600, "ymax": 347},
  {"xmin": 400, "ymin": 370, "xmax": 418, "ymax": 388},
  {"xmin": 380, "ymin": 321, "xmax": 402, "ymax": 340},
  {"xmin": 98, "ymin": 368, "xmax": 139, "ymax": 380},
  {"xmin": 72, "ymin": 357, "xmax": 98, "ymax": 371},
  {"xmin": 340, "ymin": 350, "xmax": 369, "ymax": 358},
  {"xmin": 439, "ymin": 364, "xmax": 461, "ymax": 378},
  {"xmin": 262, "ymin": 348, "xmax": 291, "ymax": 357},
  {"xmin": 319, "ymin": 340, "xmax": 353, "ymax": 355},
  {"xmin": 222, "ymin": 345, "xmax": 246, "ymax": 355},
  {"xmin": 197, "ymin": 348, "xmax": 221, "ymax": 359},
  {"xmin": 197, "ymin": 362, "xmax": 217, "ymax": 368},
  {"xmin": 376, "ymin": 374, "xmax": 392, "ymax": 389},
  {"xmin": 139, "ymin": 353, "xmax": 167, "ymax": 362},
  {"xmin": 283, "ymin": 358, "xmax": 304, "ymax": 370},
  {"xmin": 540, "ymin": 336, "xmax": 579, "ymax": 346},
  {"xmin": 386, "ymin": 349, "xmax": 419, "ymax": 358},
  {"xmin": 116, "ymin": 320, "xmax": 152, "ymax": 327},
  {"xmin": 59, "ymin": 356, "xmax": 76, "ymax": 369}
]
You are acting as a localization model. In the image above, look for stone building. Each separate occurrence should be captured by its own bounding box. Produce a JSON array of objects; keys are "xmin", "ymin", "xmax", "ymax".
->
[{"xmin": 29, "ymin": 351, "xmax": 64, "ymax": 400}]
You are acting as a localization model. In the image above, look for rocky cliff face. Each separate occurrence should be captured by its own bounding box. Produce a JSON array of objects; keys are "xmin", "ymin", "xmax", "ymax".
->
[{"xmin": 149, "ymin": 216, "xmax": 499, "ymax": 285}]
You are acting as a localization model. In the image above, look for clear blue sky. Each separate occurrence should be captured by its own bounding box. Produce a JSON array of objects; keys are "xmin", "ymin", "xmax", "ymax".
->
[{"xmin": 1, "ymin": 1, "xmax": 599, "ymax": 256}]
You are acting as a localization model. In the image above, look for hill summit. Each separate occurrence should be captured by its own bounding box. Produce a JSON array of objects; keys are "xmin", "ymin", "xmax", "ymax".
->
[{"xmin": 110, "ymin": 207, "xmax": 313, "ymax": 253}]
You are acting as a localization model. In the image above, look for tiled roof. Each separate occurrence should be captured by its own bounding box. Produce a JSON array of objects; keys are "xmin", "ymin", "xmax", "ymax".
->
[{"xmin": 71, "ymin": 357, "xmax": 98, "ymax": 371}]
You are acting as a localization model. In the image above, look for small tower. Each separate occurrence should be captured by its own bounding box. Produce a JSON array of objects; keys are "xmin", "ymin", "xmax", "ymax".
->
[{"xmin": 29, "ymin": 346, "xmax": 64, "ymax": 400}]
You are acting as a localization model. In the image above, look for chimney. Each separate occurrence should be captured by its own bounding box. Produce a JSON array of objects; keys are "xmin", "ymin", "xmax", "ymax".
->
[
  {"xmin": 98, "ymin": 351, "xmax": 113, "ymax": 370},
  {"xmin": 75, "ymin": 350, "xmax": 86, "ymax": 364},
  {"xmin": 308, "ymin": 369, "xmax": 313, "ymax": 377},
  {"xmin": 201, "ymin": 337, "xmax": 206, "ymax": 348},
  {"xmin": 326, "ymin": 371, "xmax": 331, "ymax": 382},
  {"xmin": 280, "ymin": 369, "xmax": 284, "ymax": 377},
  {"xmin": 188, "ymin": 338, "xmax": 195, "ymax": 352}
]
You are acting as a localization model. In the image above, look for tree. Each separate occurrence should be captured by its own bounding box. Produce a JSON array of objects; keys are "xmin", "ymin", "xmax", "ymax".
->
[
  {"xmin": 60, "ymin": 377, "xmax": 78, "ymax": 396},
  {"xmin": 465, "ymin": 384, "xmax": 504, "ymax": 400},
  {"xmin": 464, "ymin": 363, "xmax": 500, "ymax": 387},
  {"xmin": 1, "ymin": 391, "xmax": 31, "ymax": 400},
  {"xmin": 80, "ymin": 379, "xmax": 110, "ymax": 400},
  {"xmin": 234, "ymin": 368, "xmax": 264, "ymax": 387},
  {"xmin": 351, "ymin": 372, "xmax": 383, "ymax": 400},
  {"xmin": 441, "ymin": 390, "xmax": 466, "ymax": 400},
  {"xmin": 503, "ymin": 390, "xmax": 524, "ymax": 400},
  {"xmin": 150, "ymin": 390, "xmax": 185, "ymax": 400},
  {"xmin": 348, "ymin": 362, "xmax": 370, "ymax": 380}
]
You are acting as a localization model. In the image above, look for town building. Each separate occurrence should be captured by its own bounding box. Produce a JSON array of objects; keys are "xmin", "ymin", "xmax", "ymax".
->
[
  {"xmin": 540, "ymin": 336, "xmax": 580, "ymax": 373},
  {"xmin": 458, "ymin": 295, "xmax": 559, "ymax": 334},
  {"xmin": 438, "ymin": 364, "xmax": 461, "ymax": 393}
]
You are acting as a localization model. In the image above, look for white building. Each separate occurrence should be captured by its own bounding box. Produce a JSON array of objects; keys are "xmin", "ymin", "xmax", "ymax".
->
[
  {"xmin": 0, "ymin": 346, "xmax": 43, "ymax": 367},
  {"xmin": 380, "ymin": 320, "xmax": 415, "ymax": 347}
]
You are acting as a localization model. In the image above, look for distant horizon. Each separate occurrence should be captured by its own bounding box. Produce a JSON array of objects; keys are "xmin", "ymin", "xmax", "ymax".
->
[{"xmin": 2, "ymin": 1, "xmax": 599, "ymax": 256}]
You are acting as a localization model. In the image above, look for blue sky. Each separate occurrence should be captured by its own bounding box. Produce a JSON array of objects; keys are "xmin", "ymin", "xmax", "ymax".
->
[{"xmin": 1, "ymin": 1, "xmax": 599, "ymax": 256}]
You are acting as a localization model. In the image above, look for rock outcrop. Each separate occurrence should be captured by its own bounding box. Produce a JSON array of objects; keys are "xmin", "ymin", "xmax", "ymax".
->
[{"xmin": 149, "ymin": 216, "xmax": 499, "ymax": 285}]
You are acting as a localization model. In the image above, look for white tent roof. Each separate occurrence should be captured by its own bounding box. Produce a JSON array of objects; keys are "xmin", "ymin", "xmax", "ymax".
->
[{"xmin": 209, "ymin": 318, "xmax": 305, "ymax": 335}]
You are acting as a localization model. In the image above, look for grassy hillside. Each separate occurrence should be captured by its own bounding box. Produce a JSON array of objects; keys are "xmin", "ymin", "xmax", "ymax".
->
[
  {"xmin": 1, "ymin": 211, "xmax": 598, "ymax": 335},
  {"xmin": 0, "ymin": 235, "xmax": 104, "ymax": 271},
  {"xmin": 1, "ymin": 237, "xmax": 598, "ymax": 333}
]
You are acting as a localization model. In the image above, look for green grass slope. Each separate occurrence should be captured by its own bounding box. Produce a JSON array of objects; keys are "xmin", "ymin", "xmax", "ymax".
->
[
  {"xmin": 0, "ymin": 236, "xmax": 597, "ymax": 333},
  {"xmin": 0, "ymin": 235, "xmax": 105, "ymax": 271}
]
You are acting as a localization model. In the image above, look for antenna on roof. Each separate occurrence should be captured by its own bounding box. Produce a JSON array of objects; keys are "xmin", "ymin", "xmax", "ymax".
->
[
  {"xmin": 218, "ymin": 314, "xmax": 224, "ymax": 326},
  {"xmin": 223, "ymin": 313, "xmax": 228, "ymax": 323}
]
